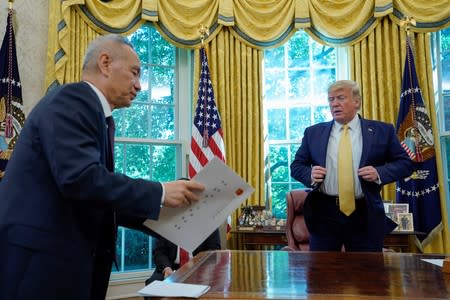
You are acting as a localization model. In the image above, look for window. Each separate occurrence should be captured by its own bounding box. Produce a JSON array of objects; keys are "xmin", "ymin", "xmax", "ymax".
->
[
  {"xmin": 111, "ymin": 24, "xmax": 192, "ymax": 276},
  {"xmin": 263, "ymin": 31, "xmax": 346, "ymax": 219},
  {"xmin": 432, "ymin": 27, "xmax": 450, "ymax": 221}
]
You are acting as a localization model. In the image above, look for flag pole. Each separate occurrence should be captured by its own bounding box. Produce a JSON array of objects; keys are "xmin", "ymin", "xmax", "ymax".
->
[
  {"xmin": 400, "ymin": 16, "xmax": 416, "ymax": 36},
  {"xmin": 198, "ymin": 24, "xmax": 209, "ymax": 46},
  {"xmin": 198, "ymin": 24, "xmax": 210, "ymax": 147},
  {"xmin": 395, "ymin": 14, "xmax": 442, "ymax": 250},
  {"xmin": 400, "ymin": 16, "xmax": 422, "ymax": 161}
]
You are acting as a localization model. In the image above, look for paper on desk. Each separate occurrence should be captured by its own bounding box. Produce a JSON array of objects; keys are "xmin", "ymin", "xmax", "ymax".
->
[
  {"xmin": 422, "ymin": 259, "xmax": 444, "ymax": 267},
  {"xmin": 144, "ymin": 157, "xmax": 254, "ymax": 252},
  {"xmin": 138, "ymin": 280, "xmax": 210, "ymax": 298}
]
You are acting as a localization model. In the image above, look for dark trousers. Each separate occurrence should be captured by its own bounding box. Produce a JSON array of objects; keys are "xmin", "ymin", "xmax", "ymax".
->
[{"xmin": 308, "ymin": 193, "xmax": 383, "ymax": 252}]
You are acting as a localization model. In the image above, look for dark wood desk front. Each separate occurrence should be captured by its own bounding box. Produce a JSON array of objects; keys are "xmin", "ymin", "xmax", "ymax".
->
[
  {"xmin": 232, "ymin": 229, "xmax": 419, "ymax": 252},
  {"xmin": 157, "ymin": 250, "xmax": 450, "ymax": 299}
]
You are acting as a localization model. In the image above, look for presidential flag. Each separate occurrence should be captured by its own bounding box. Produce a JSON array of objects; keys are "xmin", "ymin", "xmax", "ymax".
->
[
  {"xmin": 395, "ymin": 37, "xmax": 442, "ymax": 249},
  {"xmin": 0, "ymin": 9, "xmax": 25, "ymax": 179},
  {"xmin": 189, "ymin": 47, "xmax": 225, "ymax": 177}
]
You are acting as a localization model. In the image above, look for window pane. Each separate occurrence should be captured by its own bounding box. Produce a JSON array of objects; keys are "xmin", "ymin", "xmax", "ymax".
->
[
  {"xmin": 288, "ymin": 70, "xmax": 310, "ymax": 100},
  {"xmin": 267, "ymin": 108, "xmax": 286, "ymax": 140},
  {"xmin": 313, "ymin": 105, "xmax": 332, "ymax": 123},
  {"xmin": 441, "ymin": 27, "xmax": 450, "ymax": 91},
  {"xmin": 114, "ymin": 143, "xmax": 125, "ymax": 174},
  {"xmin": 443, "ymin": 94, "xmax": 450, "ymax": 131},
  {"xmin": 125, "ymin": 144, "xmax": 151, "ymax": 179},
  {"xmin": 288, "ymin": 32, "xmax": 310, "ymax": 68},
  {"xmin": 122, "ymin": 228, "xmax": 151, "ymax": 271},
  {"xmin": 151, "ymin": 67, "xmax": 174, "ymax": 104},
  {"xmin": 269, "ymin": 145, "xmax": 289, "ymax": 182},
  {"xmin": 445, "ymin": 137, "xmax": 450, "ymax": 177},
  {"xmin": 131, "ymin": 26, "xmax": 150, "ymax": 65},
  {"xmin": 151, "ymin": 145, "xmax": 177, "ymax": 181},
  {"xmin": 151, "ymin": 105, "xmax": 174, "ymax": 139},
  {"xmin": 313, "ymin": 68, "xmax": 336, "ymax": 96},
  {"xmin": 265, "ymin": 47, "xmax": 285, "ymax": 68},
  {"xmin": 138, "ymin": 68, "xmax": 150, "ymax": 103},
  {"xmin": 290, "ymin": 144, "xmax": 300, "ymax": 162},
  {"xmin": 150, "ymin": 30, "xmax": 175, "ymax": 66},
  {"xmin": 289, "ymin": 107, "xmax": 311, "ymax": 140},
  {"xmin": 113, "ymin": 104, "xmax": 150, "ymax": 138},
  {"xmin": 312, "ymin": 43, "xmax": 336, "ymax": 67},
  {"xmin": 264, "ymin": 69, "xmax": 286, "ymax": 101},
  {"xmin": 271, "ymin": 183, "xmax": 290, "ymax": 219}
]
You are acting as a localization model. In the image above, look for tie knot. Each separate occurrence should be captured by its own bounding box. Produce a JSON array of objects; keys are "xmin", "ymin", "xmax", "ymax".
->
[{"xmin": 343, "ymin": 124, "xmax": 349, "ymax": 131}]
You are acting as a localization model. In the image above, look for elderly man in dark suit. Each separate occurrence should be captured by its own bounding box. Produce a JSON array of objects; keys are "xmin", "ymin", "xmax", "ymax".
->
[
  {"xmin": 0, "ymin": 34, "xmax": 204, "ymax": 300},
  {"xmin": 291, "ymin": 80, "xmax": 414, "ymax": 252}
]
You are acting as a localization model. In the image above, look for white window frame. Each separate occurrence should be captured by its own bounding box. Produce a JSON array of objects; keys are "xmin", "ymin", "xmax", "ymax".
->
[
  {"xmin": 106, "ymin": 46, "xmax": 193, "ymax": 298},
  {"xmin": 432, "ymin": 30, "xmax": 450, "ymax": 224}
]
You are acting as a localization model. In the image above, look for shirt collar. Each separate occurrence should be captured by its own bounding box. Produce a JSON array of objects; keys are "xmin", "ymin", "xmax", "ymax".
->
[
  {"xmin": 335, "ymin": 114, "xmax": 360, "ymax": 131},
  {"xmin": 84, "ymin": 81, "xmax": 112, "ymax": 118}
]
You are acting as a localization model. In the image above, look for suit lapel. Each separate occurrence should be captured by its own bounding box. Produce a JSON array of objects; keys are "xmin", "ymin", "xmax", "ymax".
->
[
  {"xmin": 319, "ymin": 121, "xmax": 333, "ymax": 167},
  {"xmin": 359, "ymin": 118, "xmax": 375, "ymax": 166}
]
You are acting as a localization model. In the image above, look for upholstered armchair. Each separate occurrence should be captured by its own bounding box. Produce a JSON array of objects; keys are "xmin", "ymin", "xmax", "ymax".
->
[
  {"xmin": 283, "ymin": 189, "xmax": 395, "ymax": 252},
  {"xmin": 283, "ymin": 189, "xmax": 310, "ymax": 251}
]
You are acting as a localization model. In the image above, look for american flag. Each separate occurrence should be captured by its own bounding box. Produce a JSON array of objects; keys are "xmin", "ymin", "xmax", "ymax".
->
[
  {"xmin": 0, "ymin": 9, "xmax": 25, "ymax": 180},
  {"xmin": 395, "ymin": 37, "xmax": 441, "ymax": 250},
  {"xmin": 189, "ymin": 47, "xmax": 225, "ymax": 178}
]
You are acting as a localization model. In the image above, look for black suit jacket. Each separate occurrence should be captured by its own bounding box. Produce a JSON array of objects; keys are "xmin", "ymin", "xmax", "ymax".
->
[{"xmin": 0, "ymin": 82, "xmax": 163, "ymax": 300}]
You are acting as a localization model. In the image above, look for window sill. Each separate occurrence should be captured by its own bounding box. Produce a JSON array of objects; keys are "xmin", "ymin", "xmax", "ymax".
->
[{"xmin": 106, "ymin": 271, "xmax": 151, "ymax": 300}]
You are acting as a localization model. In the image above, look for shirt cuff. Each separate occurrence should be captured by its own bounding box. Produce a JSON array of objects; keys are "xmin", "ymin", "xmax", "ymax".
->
[
  {"xmin": 375, "ymin": 170, "xmax": 382, "ymax": 185},
  {"xmin": 160, "ymin": 183, "xmax": 165, "ymax": 207}
]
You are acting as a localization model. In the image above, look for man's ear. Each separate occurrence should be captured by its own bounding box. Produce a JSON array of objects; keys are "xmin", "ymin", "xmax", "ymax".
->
[{"xmin": 98, "ymin": 52, "xmax": 112, "ymax": 75}]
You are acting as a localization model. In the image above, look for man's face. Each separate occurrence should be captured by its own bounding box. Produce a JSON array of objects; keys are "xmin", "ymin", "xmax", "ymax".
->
[
  {"xmin": 107, "ymin": 45, "xmax": 141, "ymax": 109},
  {"xmin": 328, "ymin": 86, "xmax": 360, "ymax": 124}
]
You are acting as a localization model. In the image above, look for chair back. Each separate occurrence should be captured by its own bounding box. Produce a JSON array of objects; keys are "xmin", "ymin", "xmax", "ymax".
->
[{"xmin": 284, "ymin": 189, "xmax": 310, "ymax": 251}]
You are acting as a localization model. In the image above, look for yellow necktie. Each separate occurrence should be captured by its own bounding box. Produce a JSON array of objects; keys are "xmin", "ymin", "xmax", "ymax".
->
[{"xmin": 338, "ymin": 124, "xmax": 355, "ymax": 216}]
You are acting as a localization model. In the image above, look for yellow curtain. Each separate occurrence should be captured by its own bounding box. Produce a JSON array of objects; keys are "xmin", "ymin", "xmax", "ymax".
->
[
  {"xmin": 44, "ymin": 0, "xmax": 450, "ymax": 253},
  {"xmin": 45, "ymin": 1, "xmax": 100, "ymax": 89},
  {"xmin": 349, "ymin": 19, "xmax": 449, "ymax": 252},
  {"xmin": 192, "ymin": 29, "xmax": 264, "ymax": 227}
]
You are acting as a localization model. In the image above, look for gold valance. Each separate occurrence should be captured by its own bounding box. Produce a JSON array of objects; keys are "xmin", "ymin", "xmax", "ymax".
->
[{"xmin": 62, "ymin": 0, "xmax": 449, "ymax": 48}]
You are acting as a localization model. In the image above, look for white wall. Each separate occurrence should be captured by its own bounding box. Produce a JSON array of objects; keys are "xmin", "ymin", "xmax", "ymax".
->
[{"xmin": 0, "ymin": 0, "xmax": 48, "ymax": 115}]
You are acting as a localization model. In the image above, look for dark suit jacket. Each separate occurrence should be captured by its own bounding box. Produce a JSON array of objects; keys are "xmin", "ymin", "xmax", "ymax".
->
[
  {"xmin": 0, "ymin": 82, "xmax": 163, "ymax": 300},
  {"xmin": 146, "ymin": 229, "xmax": 221, "ymax": 284},
  {"xmin": 290, "ymin": 116, "xmax": 414, "ymax": 243}
]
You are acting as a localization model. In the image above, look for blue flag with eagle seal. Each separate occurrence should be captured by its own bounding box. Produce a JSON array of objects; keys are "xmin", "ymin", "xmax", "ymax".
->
[
  {"xmin": 395, "ymin": 37, "xmax": 442, "ymax": 250},
  {"xmin": 0, "ymin": 9, "xmax": 25, "ymax": 180}
]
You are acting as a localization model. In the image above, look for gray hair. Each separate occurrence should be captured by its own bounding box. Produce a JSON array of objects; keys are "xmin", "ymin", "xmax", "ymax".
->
[
  {"xmin": 82, "ymin": 34, "xmax": 134, "ymax": 72},
  {"xmin": 328, "ymin": 80, "xmax": 361, "ymax": 100}
]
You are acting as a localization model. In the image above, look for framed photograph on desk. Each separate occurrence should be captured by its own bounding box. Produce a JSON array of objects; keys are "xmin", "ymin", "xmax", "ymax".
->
[
  {"xmin": 386, "ymin": 203, "xmax": 409, "ymax": 215},
  {"xmin": 386, "ymin": 203, "xmax": 410, "ymax": 231},
  {"xmin": 397, "ymin": 213, "xmax": 414, "ymax": 232}
]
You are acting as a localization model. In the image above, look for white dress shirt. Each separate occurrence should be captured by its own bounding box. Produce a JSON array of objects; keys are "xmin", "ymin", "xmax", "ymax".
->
[{"xmin": 320, "ymin": 115, "xmax": 364, "ymax": 198}]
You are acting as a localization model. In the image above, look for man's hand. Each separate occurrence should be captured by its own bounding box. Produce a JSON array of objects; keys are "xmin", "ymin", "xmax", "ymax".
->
[
  {"xmin": 162, "ymin": 180, "xmax": 205, "ymax": 208},
  {"xmin": 311, "ymin": 165, "xmax": 327, "ymax": 184},
  {"xmin": 358, "ymin": 166, "xmax": 380, "ymax": 182},
  {"xmin": 163, "ymin": 267, "xmax": 174, "ymax": 278}
]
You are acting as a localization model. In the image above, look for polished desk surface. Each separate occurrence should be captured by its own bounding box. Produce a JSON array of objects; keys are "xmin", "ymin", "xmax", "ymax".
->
[{"xmin": 157, "ymin": 250, "xmax": 450, "ymax": 299}]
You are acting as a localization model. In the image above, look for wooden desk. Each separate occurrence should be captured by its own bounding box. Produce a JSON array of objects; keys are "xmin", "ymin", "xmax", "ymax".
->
[
  {"xmin": 232, "ymin": 228, "xmax": 420, "ymax": 252},
  {"xmin": 149, "ymin": 250, "xmax": 450, "ymax": 299},
  {"xmin": 232, "ymin": 228, "xmax": 288, "ymax": 250}
]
